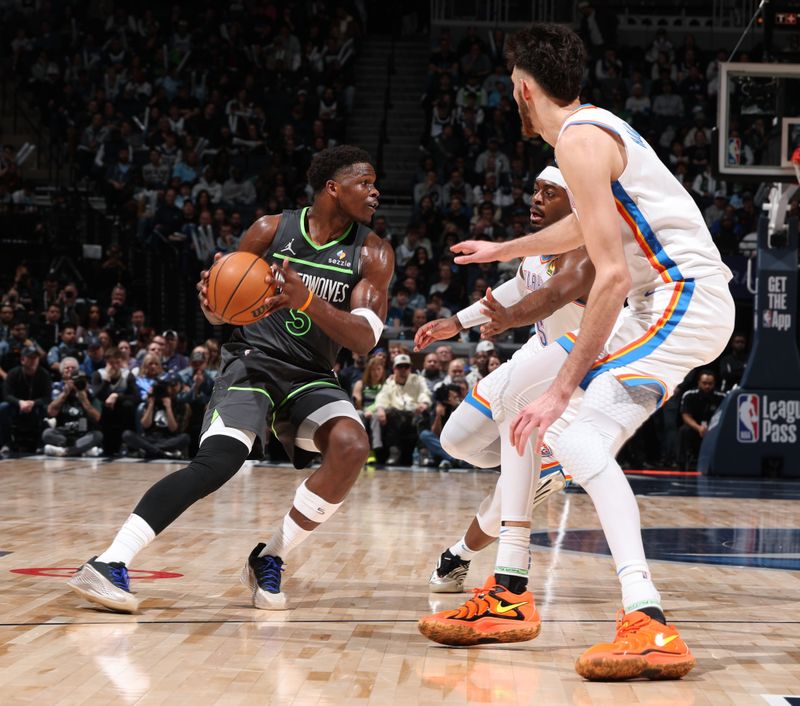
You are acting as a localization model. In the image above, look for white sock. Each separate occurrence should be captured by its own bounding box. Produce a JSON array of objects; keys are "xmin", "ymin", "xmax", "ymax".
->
[
  {"xmin": 618, "ymin": 561, "xmax": 662, "ymax": 614},
  {"xmin": 494, "ymin": 525, "xmax": 531, "ymax": 584},
  {"xmin": 96, "ymin": 513, "xmax": 156, "ymax": 566},
  {"xmin": 582, "ymin": 462, "xmax": 662, "ymax": 613},
  {"xmin": 259, "ymin": 514, "xmax": 312, "ymax": 561},
  {"xmin": 448, "ymin": 536, "xmax": 478, "ymax": 561}
]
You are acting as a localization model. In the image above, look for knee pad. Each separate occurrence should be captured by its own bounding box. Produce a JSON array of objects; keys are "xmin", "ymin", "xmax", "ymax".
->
[
  {"xmin": 189, "ymin": 435, "xmax": 251, "ymax": 496},
  {"xmin": 583, "ymin": 373, "xmax": 660, "ymax": 436},
  {"xmin": 440, "ymin": 403, "xmax": 499, "ymax": 467},
  {"xmin": 293, "ymin": 479, "xmax": 342, "ymax": 524},
  {"xmin": 554, "ymin": 415, "xmax": 619, "ymax": 486},
  {"xmin": 133, "ymin": 435, "xmax": 251, "ymax": 534},
  {"xmin": 554, "ymin": 374, "xmax": 659, "ymax": 485}
]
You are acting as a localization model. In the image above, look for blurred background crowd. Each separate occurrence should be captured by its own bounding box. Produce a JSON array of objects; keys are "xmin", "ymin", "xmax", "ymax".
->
[{"xmin": 0, "ymin": 0, "xmax": 789, "ymax": 469}]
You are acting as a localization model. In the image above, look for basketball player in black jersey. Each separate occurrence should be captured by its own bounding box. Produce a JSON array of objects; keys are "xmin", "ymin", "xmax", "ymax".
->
[{"xmin": 68, "ymin": 146, "xmax": 393, "ymax": 613}]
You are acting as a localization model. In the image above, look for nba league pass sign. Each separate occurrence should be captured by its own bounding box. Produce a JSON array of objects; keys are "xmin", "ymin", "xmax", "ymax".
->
[{"xmin": 737, "ymin": 393, "xmax": 799, "ymax": 444}]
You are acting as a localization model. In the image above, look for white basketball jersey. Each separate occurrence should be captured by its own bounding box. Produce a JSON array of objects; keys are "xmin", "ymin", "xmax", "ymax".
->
[
  {"xmin": 558, "ymin": 106, "xmax": 732, "ymax": 303},
  {"xmin": 519, "ymin": 255, "xmax": 584, "ymax": 346}
]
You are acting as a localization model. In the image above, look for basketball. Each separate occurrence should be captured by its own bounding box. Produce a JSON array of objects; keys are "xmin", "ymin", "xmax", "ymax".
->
[{"xmin": 206, "ymin": 252, "xmax": 275, "ymax": 326}]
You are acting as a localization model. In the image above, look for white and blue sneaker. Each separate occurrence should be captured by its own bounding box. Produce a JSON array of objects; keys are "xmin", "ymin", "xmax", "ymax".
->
[
  {"xmin": 241, "ymin": 543, "xmax": 288, "ymax": 610},
  {"xmin": 67, "ymin": 557, "xmax": 139, "ymax": 613}
]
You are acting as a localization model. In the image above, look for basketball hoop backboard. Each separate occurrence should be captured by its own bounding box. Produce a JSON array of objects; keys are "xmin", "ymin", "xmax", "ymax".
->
[{"xmin": 716, "ymin": 62, "xmax": 800, "ymax": 183}]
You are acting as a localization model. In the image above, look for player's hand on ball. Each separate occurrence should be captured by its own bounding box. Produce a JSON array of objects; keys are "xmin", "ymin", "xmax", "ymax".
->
[
  {"xmin": 414, "ymin": 317, "xmax": 459, "ymax": 351},
  {"xmin": 509, "ymin": 388, "xmax": 569, "ymax": 456},
  {"xmin": 263, "ymin": 257, "xmax": 310, "ymax": 314},
  {"xmin": 197, "ymin": 253, "xmax": 224, "ymax": 324}
]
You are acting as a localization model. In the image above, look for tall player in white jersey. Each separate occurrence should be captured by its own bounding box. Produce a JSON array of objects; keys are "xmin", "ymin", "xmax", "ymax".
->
[
  {"xmin": 420, "ymin": 24, "xmax": 735, "ymax": 681},
  {"xmin": 414, "ymin": 167, "xmax": 594, "ymax": 594}
]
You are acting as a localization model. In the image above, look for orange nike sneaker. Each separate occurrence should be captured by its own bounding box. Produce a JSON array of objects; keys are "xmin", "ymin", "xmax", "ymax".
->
[
  {"xmin": 575, "ymin": 610, "xmax": 696, "ymax": 681},
  {"xmin": 418, "ymin": 575, "xmax": 541, "ymax": 646}
]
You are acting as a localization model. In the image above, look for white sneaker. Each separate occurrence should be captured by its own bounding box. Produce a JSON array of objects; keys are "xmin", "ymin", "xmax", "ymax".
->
[
  {"xmin": 44, "ymin": 444, "xmax": 67, "ymax": 457},
  {"xmin": 84, "ymin": 447, "xmax": 103, "ymax": 457},
  {"xmin": 241, "ymin": 543, "xmax": 288, "ymax": 610},
  {"xmin": 531, "ymin": 468, "xmax": 567, "ymax": 511},
  {"xmin": 67, "ymin": 557, "xmax": 139, "ymax": 613},
  {"xmin": 428, "ymin": 549, "xmax": 471, "ymax": 593}
]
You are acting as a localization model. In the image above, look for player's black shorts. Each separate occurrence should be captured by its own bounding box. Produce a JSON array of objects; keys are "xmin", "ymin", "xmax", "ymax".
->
[{"xmin": 199, "ymin": 343, "xmax": 356, "ymax": 468}]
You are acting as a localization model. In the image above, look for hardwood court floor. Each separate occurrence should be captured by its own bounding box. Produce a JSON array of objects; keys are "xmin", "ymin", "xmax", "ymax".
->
[{"xmin": 1, "ymin": 457, "xmax": 799, "ymax": 706}]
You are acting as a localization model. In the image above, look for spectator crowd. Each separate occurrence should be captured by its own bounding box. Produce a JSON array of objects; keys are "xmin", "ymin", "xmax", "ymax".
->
[
  {"xmin": 1, "ymin": 3, "xmax": 775, "ymax": 469},
  {"xmin": 7, "ymin": 0, "xmax": 363, "ymax": 273}
]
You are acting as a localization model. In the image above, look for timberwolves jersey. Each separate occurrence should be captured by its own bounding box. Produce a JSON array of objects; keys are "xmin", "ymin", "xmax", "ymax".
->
[
  {"xmin": 231, "ymin": 207, "xmax": 370, "ymax": 372},
  {"xmin": 519, "ymin": 255, "xmax": 584, "ymax": 346},
  {"xmin": 558, "ymin": 105, "xmax": 732, "ymax": 304}
]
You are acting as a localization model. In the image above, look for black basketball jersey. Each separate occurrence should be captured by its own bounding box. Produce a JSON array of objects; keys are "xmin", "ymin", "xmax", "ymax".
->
[{"xmin": 230, "ymin": 207, "xmax": 371, "ymax": 372}]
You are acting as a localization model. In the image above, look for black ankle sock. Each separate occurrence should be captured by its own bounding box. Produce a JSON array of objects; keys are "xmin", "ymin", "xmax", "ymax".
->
[
  {"xmin": 495, "ymin": 573, "xmax": 527, "ymax": 595},
  {"xmin": 639, "ymin": 606, "xmax": 667, "ymax": 624}
]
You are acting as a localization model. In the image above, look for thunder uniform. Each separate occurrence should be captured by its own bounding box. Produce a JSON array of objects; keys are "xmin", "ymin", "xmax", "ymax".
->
[
  {"xmin": 553, "ymin": 106, "xmax": 735, "ymax": 405},
  {"xmin": 200, "ymin": 207, "xmax": 371, "ymax": 468},
  {"xmin": 485, "ymin": 106, "xmax": 735, "ymax": 448},
  {"xmin": 437, "ymin": 247, "xmax": 586, "ymax": 536},
  {"xmin": 462, "ymin": 252, "xmax": 586, "ymax": 463}
]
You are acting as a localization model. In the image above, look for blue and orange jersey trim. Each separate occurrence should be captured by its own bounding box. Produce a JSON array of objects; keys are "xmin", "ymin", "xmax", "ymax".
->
[
  {"xmin": 541, "ymin": 459, "xmax": 564, "ymax": 474},
  {"xmin": 566, "ymin": 103, "xmax": 596, "ymax": 117},
  {"xmin": 464, "ymin": 384, "xmax": 493, "ymax": 420},
  {"xmin": 612, "ymin": 181, "xmax": 683, "ymax": 284},
  {"xmin": 556, "ymin": 279, "xmax": 695, "ymax": 388}
]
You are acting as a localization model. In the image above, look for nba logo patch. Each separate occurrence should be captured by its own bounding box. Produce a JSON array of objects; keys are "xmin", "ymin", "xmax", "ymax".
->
[{"xmin": 737, "ymin": 393, "xmax": 759, "ymax": 443}]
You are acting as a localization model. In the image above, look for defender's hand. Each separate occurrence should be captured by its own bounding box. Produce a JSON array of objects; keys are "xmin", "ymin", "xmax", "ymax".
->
[
  {"xmin": 509, "ymin": 388, "xmax": 569, "ymax": 456},
  {"xmin": 451, "ymin": 240, "xmax": 503, "ymax": 265},
  {"xmin": 479, "ymin": 287, "xmax": 513, "ymax": 338},
  {"xmin": 414, "ymin": 316, "xmax": 459, "ymax": 351}
]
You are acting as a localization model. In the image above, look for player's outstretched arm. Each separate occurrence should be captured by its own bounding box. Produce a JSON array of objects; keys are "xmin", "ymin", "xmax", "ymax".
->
[
  {"xmin": 414, "ymin": 316, "xmax": 462, "ymax": 351},
  {"xmin": 264, "ymin": 232, "xmax": 394, "ymax": 355},
  {"xmin": 452, "ymin": 212, "xmax": 583, "ymax": 265},
  {"xmin": 415, "ymin": 273, "xmax": 529, "ymax": 350},
  {"xmin": 480, "ymin": 248, "xmax": 595, "ymax": 338},
  {"xmin": 195, "ymin": 214, "xmax": 282, "ymax": 324}
]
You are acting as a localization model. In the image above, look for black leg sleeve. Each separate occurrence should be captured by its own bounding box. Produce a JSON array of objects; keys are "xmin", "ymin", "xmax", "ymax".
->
[{"xmin": 133, "ymin": 435, "xmax": 251, "ymax": 535}]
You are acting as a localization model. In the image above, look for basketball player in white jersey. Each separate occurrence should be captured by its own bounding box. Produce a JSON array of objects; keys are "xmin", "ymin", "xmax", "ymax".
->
[
  {"xmin": 419, "ymin": 24, "xmax": 734, "ymax": 681},
  {"xmin": 413, "ymin": 167, "xmax": 594, "ymax": 593}
]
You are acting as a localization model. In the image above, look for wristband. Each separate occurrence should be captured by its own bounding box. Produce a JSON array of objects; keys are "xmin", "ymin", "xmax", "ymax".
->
[{"xmin": 298, "ymin": 290, "xmax": 314, "ymax": 312}]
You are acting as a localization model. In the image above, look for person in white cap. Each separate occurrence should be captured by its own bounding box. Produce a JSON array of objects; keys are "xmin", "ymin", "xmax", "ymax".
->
[
  {"xmin": 414, "ymin": 165, "xmax": 594, "ymax": 595},
  {"xmin": 371, "ymin": 353, "xmax": 431, "ymax": 465},
  {"xmin": 466, "ymin": 340, "xmax": 495, "ymax": 389}
]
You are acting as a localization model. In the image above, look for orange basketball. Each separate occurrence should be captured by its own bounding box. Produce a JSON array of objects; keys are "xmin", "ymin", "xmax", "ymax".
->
[{"xmin": 206, "ymin": 252, "xmax": 275, "ymax": 325}]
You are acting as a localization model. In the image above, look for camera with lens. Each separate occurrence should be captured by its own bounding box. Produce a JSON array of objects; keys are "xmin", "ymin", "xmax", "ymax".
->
[
  {"xmin": 71, "ymin": 371, "xmax": 88, "ymax": 391},
  {"xmin": 151, "ymin": 381, "xmax": 169, "ymax": 398}
]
